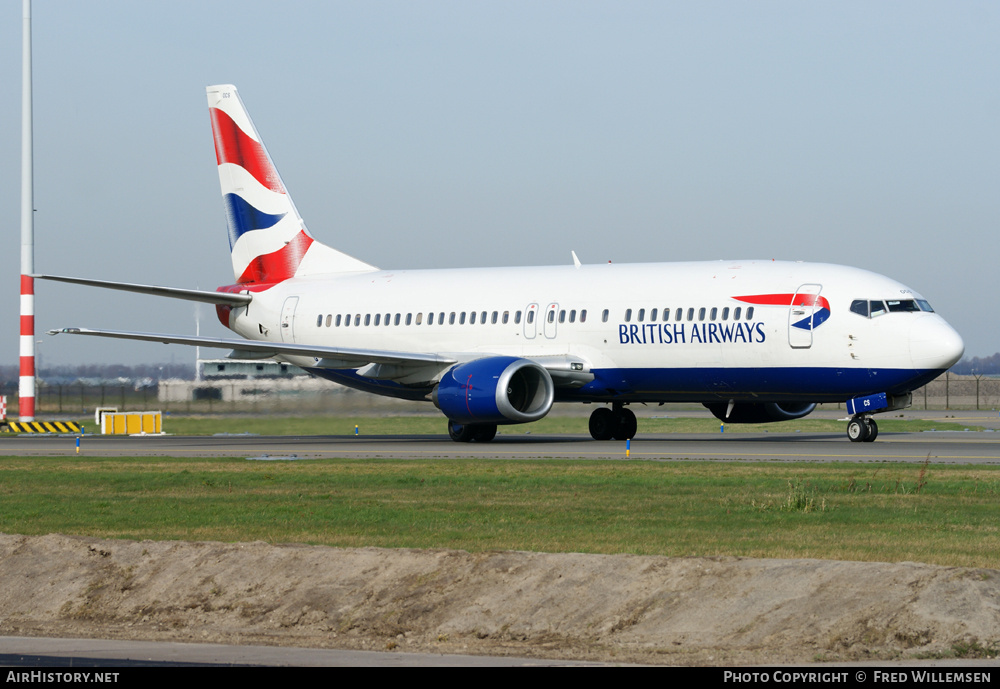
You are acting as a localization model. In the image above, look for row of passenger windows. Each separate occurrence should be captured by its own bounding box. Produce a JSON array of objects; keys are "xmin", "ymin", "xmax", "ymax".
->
[
  {"xmin": 315, "ymin": 305, "xmax": 756, "ymax": 328},
  {"xmin": 619, "ymin": 306, "xmax": 755, "ymax": 323},
  {"xmin": 315, "ymin": 309, "xmax": 590, "ymax": 328},
  {"xmin": 850, "ymin": 298, "xmax": 934, "ymax": 318}
]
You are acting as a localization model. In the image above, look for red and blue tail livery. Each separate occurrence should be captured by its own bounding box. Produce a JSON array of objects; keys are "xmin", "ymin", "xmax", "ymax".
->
[{"xmin": 206, "ymin": 85, "xmax": 374, "ymax": 285}]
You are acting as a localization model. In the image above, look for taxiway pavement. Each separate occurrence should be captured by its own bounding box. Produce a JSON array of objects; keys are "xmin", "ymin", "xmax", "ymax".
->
[{"xmin": 3, "ymin": 428, "xmax": 999, "ymax": 464}]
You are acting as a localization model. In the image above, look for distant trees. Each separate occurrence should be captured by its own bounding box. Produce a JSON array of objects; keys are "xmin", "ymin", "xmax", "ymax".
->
[
  {"xmin": 950, "ymin": 353, "xmax": 1000, "ymax": 376},
  {"xmin": 0, "ymin": 362, "xmax": 194, "ymax": 386}
]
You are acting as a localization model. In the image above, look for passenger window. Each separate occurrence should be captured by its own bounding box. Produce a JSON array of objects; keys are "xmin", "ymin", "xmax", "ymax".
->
[
  {"xmin": 650, "ymin": 308, "xmax": 657, "ymax": 322},
  {"xmin": 602, "ymin": 309, "xmax": 609, "ymax": 323},
  {"xmin": 405, "ymin": 313, "xmax": 412, "ymax": 325},
  {"xmin": 492, "ymin": 311, "xmax": 498, "ymax": 324},
  {"xmin": 415, "ymin": 313, "xmax": 422, "ymax": 325},
  {"xmin": 687, "ymin": 308, "xmax": 694, "ymax": 321},
  {"xmin": 721, "ymin": 307, "xmax": 729, "ymax": 320},
  {"xmin": 547, "ymin": 310, "xmax": 555, "ymax": 323},
  {"xmin": 569, "ymin": 309, "xmax": 576, "ymax": 323},
  {"xmin": 580, "ymin": 309, "xmax": 587, "ymax": 323},
  {"xmin": 625, "ymin": 309, "xmax": 632, "ymax": 322},
  {"xmin": 316, "ymin": 315, "xmax": 323, "ymax": 327},
  {"xmin": 345, "ymin": 314, "xmax": 351, "ymax": 327},
  {"xmin": 746, "ymin": 307, "xmax": 754, "ymax": 320},
  {"xmin": 355, "ymin": 315, "xmax": 361, "ymax": 326},
  {"xmin": 638, "ymin": 308, "xmax": 645, "ymax": 322},
  {"xmin": 515, "ymin": 311, "xmax": 521, "ymax": 324},
  {"xmin": 710, "ymin": 307, "xmax": 717, "ymax": 321},
  {"xmin": 527, "ymin": 311, "xmax": 534, "ymax": 324},
  {"xmin": 733, "ymin": 307, "xmax": 741, "ymax": 321},
  {"xmin": 374, "ymin": 314, "xmax": 381, "ymax": 326},
  {"xmin": 481, "ymin": 311, "xmax": 487, "ymax": 324},
  {"xmin": 698, "ymin": 307, "xmax": 706, "ymax": 321},
  {"xmin": 559, "ymin": 310, "xmax": 566, "ymax": 323},
  {"xmin": 675, "ymin": 308, "xmax": 682, "ymax": 322},
  {"xmin": 460, "ymin": 312, "xmax": 466, "ymax": 325},
  {"xmin": 336, "ymin": 314, "xmax": 342, "ymax": 327},
  {"xmin": 394, "ymin": 313, "xmax": 401, "ymax": 326},
  {"xmin": 427, "ymin": 312, "xmax": 434, "ymax": 325},
  {"xmin": 502, "ymin": 311, "xmax": 509, "ymax": 324},
  {"xmin": 470, "ymin": 311, "xmax": 477, "ymax": 325},
  {"xmin": 364, "ymin": 314, "xmax": 371, "ymax": 326}
]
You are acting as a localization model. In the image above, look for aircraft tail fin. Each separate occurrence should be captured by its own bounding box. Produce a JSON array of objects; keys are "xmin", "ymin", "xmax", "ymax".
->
[{"xmin": 206, "ymin": 84, "xmax": 376, "ymax": 285}]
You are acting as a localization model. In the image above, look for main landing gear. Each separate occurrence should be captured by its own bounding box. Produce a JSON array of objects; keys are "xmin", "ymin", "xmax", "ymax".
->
[
  {"xmin": 448, "ymin": 420, "xmax": 497, "ymax": 443},
  {"xmin": 846, "ymin": 415, "xmax": 878, "ymax": 443},
  {"xmin": 589, "ymin": 403, "xmax": 637, "ymax": 441}
]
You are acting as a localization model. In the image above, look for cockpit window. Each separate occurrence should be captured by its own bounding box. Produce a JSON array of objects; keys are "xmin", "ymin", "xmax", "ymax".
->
[
  {"xmin": 852, "ymin": 298, "xmax": 933, "ymax": 318},
  {"xmin": 886, "ymin": 299, "xmax": 921, "ymax": 313}
]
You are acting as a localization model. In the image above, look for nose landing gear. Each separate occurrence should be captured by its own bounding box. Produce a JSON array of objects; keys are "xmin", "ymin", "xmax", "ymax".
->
[{"xmin": 847, "ymin": 415, "xmax": 878, "ymax": 443}]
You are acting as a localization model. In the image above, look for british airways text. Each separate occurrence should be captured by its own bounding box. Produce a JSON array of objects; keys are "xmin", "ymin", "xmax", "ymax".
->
[{"xmin": 618, "ymin": 322, "xmax": 766, "ymax": 345}]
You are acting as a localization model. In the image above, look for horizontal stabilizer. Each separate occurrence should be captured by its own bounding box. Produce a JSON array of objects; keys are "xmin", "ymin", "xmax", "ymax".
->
[{"xmin": 34, "ymin": 275, "xmax": 252, "ymax": 306}]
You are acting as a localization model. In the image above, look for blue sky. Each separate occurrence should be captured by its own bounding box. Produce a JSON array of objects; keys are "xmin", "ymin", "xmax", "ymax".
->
[{"xmin": 1, "ymin": 1, "xmax": 997, "ymax": 366}]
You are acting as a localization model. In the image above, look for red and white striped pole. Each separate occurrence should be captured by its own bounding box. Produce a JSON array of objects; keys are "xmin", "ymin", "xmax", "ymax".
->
[{"xmin": 19, "ymin": 0, "xmax": 35, "ymax": 421}]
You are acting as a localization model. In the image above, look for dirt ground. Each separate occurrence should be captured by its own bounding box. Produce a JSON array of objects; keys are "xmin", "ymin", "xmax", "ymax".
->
[{"xmin": 1, "ymin": 533, "xmax": 998, "ymax": 665}]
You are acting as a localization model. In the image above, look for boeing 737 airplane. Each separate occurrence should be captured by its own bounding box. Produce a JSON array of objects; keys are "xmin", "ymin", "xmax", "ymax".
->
[{"xmin": 43, "ymin": 84, "xmax": 964, "ymax": 442}]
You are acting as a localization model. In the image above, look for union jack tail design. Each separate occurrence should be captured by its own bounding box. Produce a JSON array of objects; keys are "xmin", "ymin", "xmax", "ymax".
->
[{"xmin": 206, "ymin": 85, "xmax": 375, "ymax": 285}]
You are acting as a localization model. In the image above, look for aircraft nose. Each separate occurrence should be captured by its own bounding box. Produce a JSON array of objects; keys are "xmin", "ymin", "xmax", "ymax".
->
[{"xmin": 909, "ymin": 316, "xmax": 964, "ymax": 371}]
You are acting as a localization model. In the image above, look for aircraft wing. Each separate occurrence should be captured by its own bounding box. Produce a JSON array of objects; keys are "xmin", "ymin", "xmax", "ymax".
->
[
  {"xmin": 47, "ymin": 327, "xmax": 456, "ymax": 368},
  {"xmin": 47, "ymin": 329, "xmax": 593, "ymax": 387}
]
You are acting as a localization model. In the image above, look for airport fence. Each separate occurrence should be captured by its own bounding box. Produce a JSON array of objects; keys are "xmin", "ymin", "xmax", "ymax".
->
[{"xmin": 1, "ymin": 373, "xmax": 998, "ymax": 419}]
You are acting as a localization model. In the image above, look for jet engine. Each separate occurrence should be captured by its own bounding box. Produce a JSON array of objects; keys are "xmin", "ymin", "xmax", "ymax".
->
[
  {"xmin": 704, "ymin": 401, "xmax": 816, "ymax": 424},
  {"xmin": 433, "ymin": 356, "xmax": 554, "ymax": 425}
]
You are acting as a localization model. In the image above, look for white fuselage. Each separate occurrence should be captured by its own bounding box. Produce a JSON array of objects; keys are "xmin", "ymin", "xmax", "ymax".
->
[{"xmin": 222, "ymin": 259, "xmax": 963, "ymax": 405}]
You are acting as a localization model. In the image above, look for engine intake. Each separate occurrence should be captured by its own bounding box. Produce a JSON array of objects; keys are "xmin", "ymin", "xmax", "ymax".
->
[
  {"xmin": 434, "ymin": 357, "xmax": 554, "ymax": 425},
  {"xmin": 704, "ymin": 401, "xmax": 816, "ymax": 424}
]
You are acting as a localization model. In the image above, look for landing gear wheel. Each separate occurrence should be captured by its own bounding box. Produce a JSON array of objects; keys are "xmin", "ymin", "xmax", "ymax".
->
[
  {"xmin": 863, "ymin": 418, "xmax": 878, "ymax": 443},
  {"xmin": 448, "ymin": 420, "xmax": 475, "ymax": 442},
  {"xmin": 448, "ymin": 420, "xmax": 497, "ymax": 443},
  {"xmin": 613, "ymin": 408, "xmax": 637, "ymax": 441},
  {"xmin": 473, "ymin": 424, "xmax": 497, "ymax": 442},
  {"xmin": 847, "ymin": 418, "xmax": 870, "ymax": 443},
  {"xmin": 589, "ymin": 408, "xmax": 615, "ymax": 440}
]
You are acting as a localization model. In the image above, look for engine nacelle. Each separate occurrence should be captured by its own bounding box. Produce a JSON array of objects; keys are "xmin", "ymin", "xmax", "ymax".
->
[
  {"xmin": 704, "ymin": 401, "xmax": 816, "ymax": 424},
  {"xmin": 433, "ymin": 357, "xmax": 554, "ymax": 425}
]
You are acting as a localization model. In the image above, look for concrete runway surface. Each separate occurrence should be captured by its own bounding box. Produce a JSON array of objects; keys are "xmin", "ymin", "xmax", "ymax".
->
[{"xmin": 3, "ymin": 423, "xmax": 999, "ymax": 465}]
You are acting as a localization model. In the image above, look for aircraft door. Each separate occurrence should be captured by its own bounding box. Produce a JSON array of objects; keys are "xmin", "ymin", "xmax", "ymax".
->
[
  {"xmin": 523, "ymin": 303, "xmax": 538, "ymax": 339},
  {"xmin": 280, "ymin": 296, "xmax": 299, "ymax": 343},
  {"xmin": 543, "ymin": 302, "xmax": 559, "ymax": 339},
  {"xmin": 788, "ymin": 284, "xmax": 822, "ymax": 349}
]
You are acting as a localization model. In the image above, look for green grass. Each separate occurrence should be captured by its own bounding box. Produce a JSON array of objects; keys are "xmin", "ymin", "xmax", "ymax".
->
[{"xmin": 1, "ymin": 456, "xmax": 997, "ymax": 568}]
